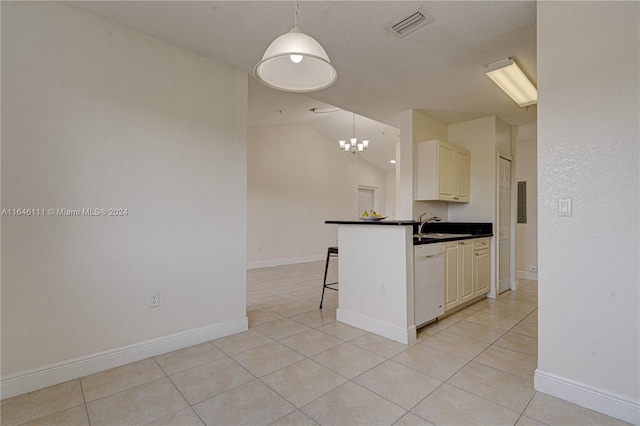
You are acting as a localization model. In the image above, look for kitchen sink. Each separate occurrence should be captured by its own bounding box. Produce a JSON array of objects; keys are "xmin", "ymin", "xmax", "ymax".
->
[{"xmin": 415, "ymin": 233, "xmax": 472, "ymax": 239}]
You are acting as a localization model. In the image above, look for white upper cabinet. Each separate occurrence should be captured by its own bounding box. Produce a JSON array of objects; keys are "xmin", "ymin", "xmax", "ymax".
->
[{"xmin": 416, "ymin": 140, "xmax": 470, "ymax": 202}]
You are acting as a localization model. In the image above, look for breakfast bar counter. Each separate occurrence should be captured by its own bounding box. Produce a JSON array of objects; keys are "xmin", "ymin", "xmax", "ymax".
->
[
  {"xmin": 324, "ymin": 220, "xmax": 418, "ymax": 344},
  {"xmin": 325, "ymin": 220, "xmax": 418, "ymax": 226}
]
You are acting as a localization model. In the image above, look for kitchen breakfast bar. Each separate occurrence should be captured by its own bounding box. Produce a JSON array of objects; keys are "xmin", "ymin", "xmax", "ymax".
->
[
  {"xmin": 325, "ymin": 220, "xmax": 493, "ymax": 345},
  {"xmin": 325, "ymin": 220, "xmax": 419, "ymax": 344}
]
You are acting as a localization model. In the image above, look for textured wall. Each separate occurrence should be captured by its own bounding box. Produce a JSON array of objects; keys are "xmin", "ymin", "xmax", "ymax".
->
[{"xmin": 537, "ymin": 1, "xmax": 639, "ymax": 420}]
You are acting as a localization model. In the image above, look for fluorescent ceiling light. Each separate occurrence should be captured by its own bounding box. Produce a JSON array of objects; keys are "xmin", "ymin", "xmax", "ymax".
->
[{"xmin": 485, "ymin": 58, "xmax": 537, "ymax": 107}]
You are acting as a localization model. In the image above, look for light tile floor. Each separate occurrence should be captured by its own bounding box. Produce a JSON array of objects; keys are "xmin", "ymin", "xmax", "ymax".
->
[{"xmin": 2, "ymin": 261, "xmax": 631, "ymax": 426}]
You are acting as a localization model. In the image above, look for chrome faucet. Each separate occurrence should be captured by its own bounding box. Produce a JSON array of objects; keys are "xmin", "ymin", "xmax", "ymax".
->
[{"xmin": 418, "ymin": 213, "xmax": 441, "ymax": 234}]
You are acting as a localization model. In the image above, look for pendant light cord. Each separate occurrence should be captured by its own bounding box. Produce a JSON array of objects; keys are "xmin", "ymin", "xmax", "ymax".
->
[{"xmin": 294, "ymin": 0, "xmax": 299, "ymax": 29}]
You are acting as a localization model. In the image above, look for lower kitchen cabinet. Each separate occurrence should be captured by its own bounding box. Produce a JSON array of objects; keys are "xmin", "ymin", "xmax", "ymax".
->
[
  {"xmin": 444, "ymin": 243, "xmax": 460, "ymax": 309},
  {"xmin": 444, "ymin": 240, "xmax": 473, "ymax": 311},
  {"xmin": 445, "ymin": 238, "xmax": 491, "ymax": 312},
  {"xmin": 474, "ymin": 246, "xmax": 490, "ymax": 294}
]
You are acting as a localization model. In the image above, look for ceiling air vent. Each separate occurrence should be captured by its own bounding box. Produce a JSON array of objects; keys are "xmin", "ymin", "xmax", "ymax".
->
[{"xmin": 389, "ymin": 8, "xmax": 434, "ymax": 38}]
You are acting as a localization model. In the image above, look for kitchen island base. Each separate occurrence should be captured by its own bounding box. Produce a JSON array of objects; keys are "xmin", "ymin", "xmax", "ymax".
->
[
  {"xmin": 337, "ymin": 309, "xmax": 417, "ymax": 345},
  {"xmin": 328, "ymin": 222, "xmax": 417, "ymax": 345}
]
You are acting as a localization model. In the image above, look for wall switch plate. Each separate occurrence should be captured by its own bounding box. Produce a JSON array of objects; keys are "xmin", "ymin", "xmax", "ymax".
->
[
  {"xmin": 558, "ymin": 198, "xmax": 572, "ymax": 217},
  {"xmin": 150, "ymin": 292, "xmax": 160, "ymax": 308}
]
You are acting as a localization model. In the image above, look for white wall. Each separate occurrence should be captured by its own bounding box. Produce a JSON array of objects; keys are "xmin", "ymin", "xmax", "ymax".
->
[
  {"xmin": 515, "ymin": 138, "xmax": 537, "ymax": 278},
  {"xmin": 448, "ymin": 116, "xmax": 498, "ymax": 295},
  {"xmin": 448, "ymin": 116, "xmax": 497, "ymax": 222},
  {"xmin": 386, "ymin": 172, "xmax": 396, "ymax": 219},
  {"xmin": 247, "ymin": 124, "xmax": 387, "ymax": 268},
  {"xmin": 537, "ymin": 2, "xmax": 639, "ymax": 423},
  {"xmin": 495, "ymin": 117, "xmax": 512, "ymax": 158},
  {"xmin": 1, "ymin": 2, "xmax": 248, "ymax": 396},
  {"xmin": 410, "ymin": 110, "xmax": 449, "ymax": 143},
  {"xmin": 398, "ymin": 110, "xmax": 449, "ymax": 221}
]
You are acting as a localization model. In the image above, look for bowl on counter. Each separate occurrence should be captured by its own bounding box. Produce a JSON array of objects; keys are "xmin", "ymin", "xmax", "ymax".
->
[{"xmin": 357, "ymin": 215, "xmax": 388, "ymax": 221}]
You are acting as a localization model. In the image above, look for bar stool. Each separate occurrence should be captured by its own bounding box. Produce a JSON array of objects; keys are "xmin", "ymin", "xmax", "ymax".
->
[{"xmin": 319, "ymin": 246, "xmax": 339, "ymax": 309}]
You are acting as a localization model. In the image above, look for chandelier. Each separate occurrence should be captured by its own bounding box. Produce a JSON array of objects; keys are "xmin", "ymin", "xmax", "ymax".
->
[{"xmin": 338, "ymin": 113, "xmax": 370, "ymax": 155}]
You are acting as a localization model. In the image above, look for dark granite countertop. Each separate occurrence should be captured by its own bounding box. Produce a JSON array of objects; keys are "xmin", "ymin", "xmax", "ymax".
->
[
  {"xmin": 414, "ymin": 222, "xmax": 493, "ymax": 245},
  {"xmin": 324, "ymin": 220, "xmax": 418, "ymax": 226},
  {"xmin": 324, "ymin": 220, "xmax": 493, "ymax": 245},
  {"xmin": 413, "ymin": 233, "xmax": 493, "ymax": 245},
  {"xmin": 420, "ymin": 222, "xmax": 493, "ymax": 235}
]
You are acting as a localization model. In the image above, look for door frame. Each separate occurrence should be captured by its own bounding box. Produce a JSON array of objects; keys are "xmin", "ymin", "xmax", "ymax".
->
[
  {"xmin": 495, "ymin": 153, "xmax": 517, "ymax": 295},
  {"xmin": 357, "ymin": 185, "xmax": 377, "ymax": 215}
]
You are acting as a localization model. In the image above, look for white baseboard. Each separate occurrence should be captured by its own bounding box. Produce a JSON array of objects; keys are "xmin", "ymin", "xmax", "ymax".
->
[
  {"xmin": 247, "ymin": 254, "xmax": 324, "ymax": 270},
  {"xmin": 336, "ymin": 308, "xmax": 416, "ymax": 345},
  {"xmin": 535, "ymin": 369, "xmax": 639, "ymax": 424},
  {"xmin": 1, "ymin": 317, "xmax": 248, "ymax": 400},
  {"xmin": 517, "ymin": 270, "xmax": 538, "ymax": 280}
]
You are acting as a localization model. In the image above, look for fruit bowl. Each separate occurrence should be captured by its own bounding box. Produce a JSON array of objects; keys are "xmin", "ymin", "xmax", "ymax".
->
[
  {"xmin": 358, "ymin": 210, "xmax": 387, "ymax": 221},
  {"xmin": 357, "ymin": 215, "xmax": 388, "ymax": 221}
]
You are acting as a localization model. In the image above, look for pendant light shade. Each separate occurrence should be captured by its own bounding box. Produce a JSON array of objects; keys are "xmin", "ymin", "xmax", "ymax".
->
[
  {"xmin": 254, "ymin": 1, "xmax": 337, "ymax": 93},
  {"xmin": 255, "ymin": 28, "xmax": 337, "ymax": 93}
]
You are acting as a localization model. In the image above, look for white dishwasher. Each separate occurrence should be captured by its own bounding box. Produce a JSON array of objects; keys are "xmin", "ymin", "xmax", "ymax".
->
[{"xmin": 414, "ymin": 243, "xmax": 445, "ymax": 327}]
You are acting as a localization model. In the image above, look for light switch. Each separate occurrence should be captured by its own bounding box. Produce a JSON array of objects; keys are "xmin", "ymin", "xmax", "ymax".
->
[{"xmin": 558, "ymin": 198, "xmax": 572, "ymax": 217}]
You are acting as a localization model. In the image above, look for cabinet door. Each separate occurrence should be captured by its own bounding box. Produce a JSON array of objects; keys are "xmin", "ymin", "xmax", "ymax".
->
[
  {"xmin": 460, "ymin": 241, "xmax": 474, "ymax": 302},
  {"xmin": 454, "ymin": 149, "xmax": 470, "ymax": 202},
  {"xmin": 444, "ymin": 242, "xmax": 460, "ymax": 310},
  {"xmin": 474, "ymin": 249, "xmax": 490, "ymax": 294},
  {"xmin": 438, "ymin": 143, "xmax": 456, "ymax": 201}
]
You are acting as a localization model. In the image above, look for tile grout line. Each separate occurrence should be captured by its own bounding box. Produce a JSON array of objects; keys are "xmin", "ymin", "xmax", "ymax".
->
[
  {"xmin": 149, "ymin": 355, "xmax": 198, "ymax": 422},
  {"xmin": 435, "ymin": 312, "xmax": 538, "ymax": 419},
  {"xmin": 514, "ymin": 391, "xmax": 545, "ymax": 426},
  {"xmin": 397, "ymin": 300, "xmax": 539, "ymax": 422},
  {"xmin": 78, "ymin": 378, "xmax": 92, "ymax": 426},
  {"xmin": 245, "ymin": 300, "xmax": 414, "ymax": 425},
  {"xmin": 257, "ymin": 267, "xmax": 537, "ymax": 424}
]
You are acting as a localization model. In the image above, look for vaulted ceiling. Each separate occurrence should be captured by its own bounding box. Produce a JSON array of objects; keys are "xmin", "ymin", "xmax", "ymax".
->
[{"xmin": 69, "ymin": 1, "xmax": 537, "ymax": 172}]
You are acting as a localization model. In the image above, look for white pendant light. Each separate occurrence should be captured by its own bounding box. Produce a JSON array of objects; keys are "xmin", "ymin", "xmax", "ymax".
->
[
  {"xmin": 254, "ymin": 0, "xmax": 337, "ymax": 93},
  {"xmin": 486, "ymin": 58, "xmax": 537, "ymax": 107}
]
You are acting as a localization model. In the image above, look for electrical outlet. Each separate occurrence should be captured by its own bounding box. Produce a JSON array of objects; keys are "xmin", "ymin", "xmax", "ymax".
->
[
  {"xmin": 380, "ymin": 284, "xmax": 387, "ymax": 296},
  {"xmin": 257, "ymin": 245, "xmax": 262, "ymax": 253},
  {"xmin": 150, "ymin": 292, "xmax": 160, "ymax": 308}
]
